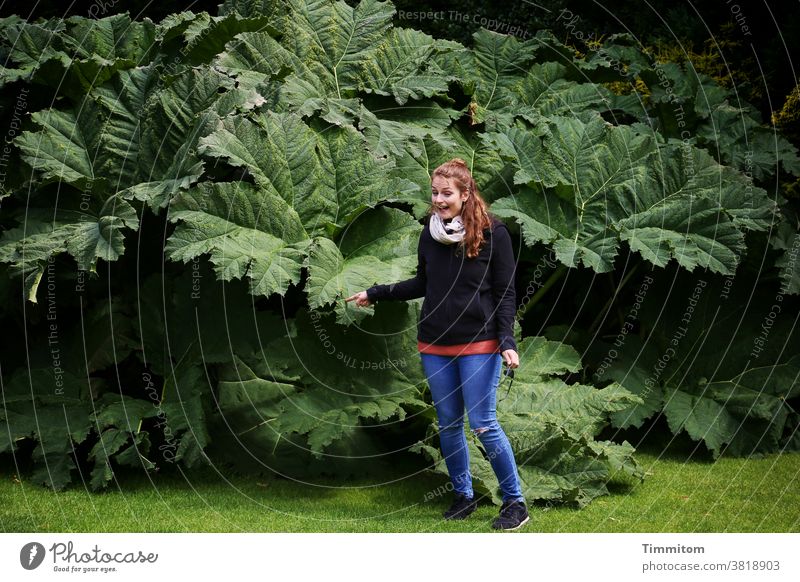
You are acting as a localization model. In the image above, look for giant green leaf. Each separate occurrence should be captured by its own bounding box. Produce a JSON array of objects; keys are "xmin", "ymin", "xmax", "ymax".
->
[
  {"xmin": 356, "ymin": 100, "xmax": 460, "ymax": 160},
  {"xmin": 14, "ymin": 65, "xmax": 240, "ymax": 211},
  {"xmin": 215, "ymin": 302, "xmax": 426, "ymax": 458},
  {"xmin": 0, "ymin": 16, "xmax": 68, "ymax": 86},
  {"xmin": 160, "ymin": 10, "xmax": 279, "ymax": 65},
  {"xmin": 213, "ymin": 30, "xmax": 301, "ymax": 91},
  {"xmin": 631, "ymin": 61, "xmax": 800, "ymax": 180},
  {"xmin": 60, "ymin": 13, "xmax": 157, "ymax": 69},
  {"xmin": 590, "ymin": 274, "xmax": 800, "ymax": 457},
  {"xmin": 158, "ymin": 359, "xmax": 212, "ymax": 468},
  {"xmin": 305, "ymin": 205, "xmax": 422, "ymax": 324},
  {"xmin": 165, "ymin": 181, "xmax": 311, "ymax": 298},
  {"xmin": 285, "ymin": 0, "xmax": 395, "ymax": 96},
  {"xmin": 489, "ymin": 115, "xmax": 776, "ymax": 274},
  {"xmin": 218, "ymin": 0, "xmax": 287, "ymax": 18},
  {"xmin": 0, "ymin": 369, "xmax": 93, "ymax": 490},
  {"xmin": 261, "ymin": 0, "xmax": 396, "ymax": 123},
  {"xmin": 356, "ymin": 26, "xmax": 460, "ymax": 105},
  {"xmin": 502, "ymin": 61, "xmax": 614, "ymax": 124},
  {"xmin": 0, "ymin": 14, "xmax": 156, "ymax": 93},
  {"xmin": 15, "ymin": 103, "xmax": 106, "ymax": 191},
  {"xmin": 770, "ymin": 219, "xmax": 800, "ymax": 295},
  {"xmin": 4, "ymin": 66, "xmax": 247, "ymax": 301},
  {"xmin": 0, "ymin": 198, "xmax": 139, "ymax": 302},
  {"xmin": 198, "ymin": 111, "xmax": 419, "ymax": 236},
  {"xmin": 435, "ymin": 28, "xmax": 540, "ymax": 129},
  {"xmin": 197, "ymin": 111, "xmax": 332, "ymax": 235},
  {"xmin": 617, "ymin": 143, "xmax": 777, "ymax": 273}
]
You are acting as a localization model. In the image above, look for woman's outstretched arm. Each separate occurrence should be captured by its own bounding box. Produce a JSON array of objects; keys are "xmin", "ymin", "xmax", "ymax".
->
[{"xmin": 346, "ymin": 234, "xmax": 426, "ymax": 305}]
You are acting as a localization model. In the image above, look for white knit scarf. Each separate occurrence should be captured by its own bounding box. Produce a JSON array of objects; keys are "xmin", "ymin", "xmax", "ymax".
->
[{"xmin": 429, "ymin": 212, "xmax": 465, "ymax": 244}]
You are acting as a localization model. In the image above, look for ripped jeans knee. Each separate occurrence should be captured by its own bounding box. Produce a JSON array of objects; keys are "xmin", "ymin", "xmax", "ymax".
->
[{"xmin": 470, "ymin": 419, "xmax": 500, "ymax": 437}]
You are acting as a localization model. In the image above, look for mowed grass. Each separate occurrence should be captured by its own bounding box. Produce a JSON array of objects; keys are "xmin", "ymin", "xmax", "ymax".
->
[{"xmin": 2, "ymin": 440, "xmax": 799, "ymax": 533}]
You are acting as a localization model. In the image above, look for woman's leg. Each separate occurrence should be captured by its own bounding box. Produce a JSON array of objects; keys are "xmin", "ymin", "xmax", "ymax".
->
[
  {"xmin": 458, "ymin": 353, "xmax": 525, "ymax": 503},
  {"xmin": 420, "ymin": 353, "xmax": 473, "ymax": 499}
]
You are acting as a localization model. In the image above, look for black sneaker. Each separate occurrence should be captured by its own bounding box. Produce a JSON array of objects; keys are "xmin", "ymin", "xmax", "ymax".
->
[
  {"xmin": 491, "ymin": 499, "xmax": 529, "ymax": 530},
  {"xmin": 443, "ymin": 493, "xmax": 478, "ymax": 520}
]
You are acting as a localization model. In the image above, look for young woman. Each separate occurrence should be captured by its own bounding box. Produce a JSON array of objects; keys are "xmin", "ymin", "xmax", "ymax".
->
[{"xmin": 345, "ymin": 158, "xmax": 529, "ymax": 531}]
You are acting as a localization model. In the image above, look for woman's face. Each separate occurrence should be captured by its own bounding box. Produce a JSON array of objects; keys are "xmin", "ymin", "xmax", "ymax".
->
[{"xmin": 431, "ymin": 176, "xmax": 468, "ymax": 220}]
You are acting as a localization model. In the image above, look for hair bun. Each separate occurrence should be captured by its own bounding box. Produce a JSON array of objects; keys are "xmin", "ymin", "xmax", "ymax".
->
[{"xmin": 450, "ymin": 157, "xmax": 468, "ymax": 167}]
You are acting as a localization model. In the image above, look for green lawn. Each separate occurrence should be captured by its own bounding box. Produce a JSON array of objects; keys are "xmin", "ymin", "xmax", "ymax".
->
[{"xmin": 2, "ymin": 443, "xmax": 799, "ymax": 533}]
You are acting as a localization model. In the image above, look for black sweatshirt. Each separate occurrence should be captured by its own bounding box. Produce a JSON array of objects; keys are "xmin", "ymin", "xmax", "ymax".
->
[{"xmin": 366, "ymin": 214, "xmax": 518, "ymax": 353}]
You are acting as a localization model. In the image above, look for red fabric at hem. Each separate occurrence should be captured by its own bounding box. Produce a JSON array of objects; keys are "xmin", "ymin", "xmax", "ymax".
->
[{"xmin": 417, "ymin": 339, "xmax": 500, "ymax": 355}]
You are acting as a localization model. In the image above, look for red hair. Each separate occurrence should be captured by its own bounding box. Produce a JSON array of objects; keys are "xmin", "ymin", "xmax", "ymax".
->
[{"xmin": 428, "ymin": 158, "xmax": 493, "ymax": 259}]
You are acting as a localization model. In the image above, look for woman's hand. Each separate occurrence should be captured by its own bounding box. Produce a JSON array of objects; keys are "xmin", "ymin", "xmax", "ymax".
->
[
  {"xmin": 345, "ymin": 290, "xmax": 373, "ymax": 307},
  {"xmin": 501, "ymin": 349, "xmax": 519, "ymax": 369}
]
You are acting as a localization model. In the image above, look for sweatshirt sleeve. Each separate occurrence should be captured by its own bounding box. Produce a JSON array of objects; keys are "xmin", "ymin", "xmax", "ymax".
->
[
  {"xmin": 491, "ymin": 224, "xmax": 518, "ymax": 353},
  {"xmin": 365, "ymin": 233, "xmax": 426, "ymax": 302}
]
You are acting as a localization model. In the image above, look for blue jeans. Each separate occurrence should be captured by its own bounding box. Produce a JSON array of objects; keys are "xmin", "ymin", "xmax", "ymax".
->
[{"xmin": 420, "ymin": 352, "xmax": 525, "ymax": 503}]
